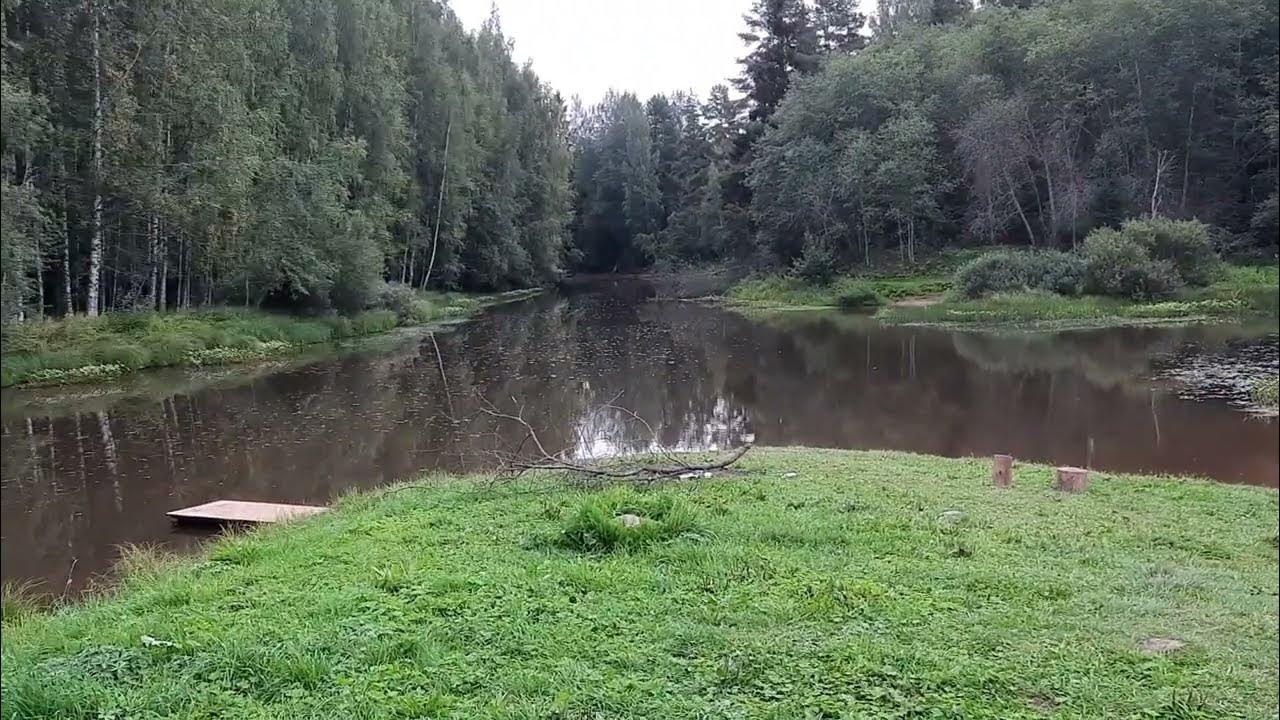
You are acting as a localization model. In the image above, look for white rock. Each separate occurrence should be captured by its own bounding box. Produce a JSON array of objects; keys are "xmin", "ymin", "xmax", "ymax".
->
[{"xmin": 617, "ymin": 513, "xmax": 644, "ymax": 528}]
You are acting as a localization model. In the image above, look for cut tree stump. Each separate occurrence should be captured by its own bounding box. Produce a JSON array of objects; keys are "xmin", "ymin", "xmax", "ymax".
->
[
  {"xmin": 992, "ymin": 454, "xmax": 1014, "ymax": 488},
  {"xmin": 1054, "ymin": 466, "xmax": 1090, "ymax": 493}
]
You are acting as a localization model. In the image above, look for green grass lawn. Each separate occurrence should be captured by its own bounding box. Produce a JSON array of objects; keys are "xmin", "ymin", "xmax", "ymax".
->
[
  {"xmin": 0, "ymin": 289, "xmax": 539, "ymax": 388},
  {"xmin": 3, "ymin": 448, "xmax": 1276, "ymax": 718}
]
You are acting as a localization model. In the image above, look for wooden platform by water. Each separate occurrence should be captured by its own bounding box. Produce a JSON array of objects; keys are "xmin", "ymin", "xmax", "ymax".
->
[{"xmin": 167, "ymin": 500, "xmax": 328, "ymax": 525}]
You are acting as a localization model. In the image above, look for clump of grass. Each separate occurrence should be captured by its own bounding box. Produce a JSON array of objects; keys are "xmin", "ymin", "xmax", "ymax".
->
[
  {"xmin": 1251, "ymin": 378, "xmax": 1279, "ymax": 408},
  {"xmin": 559, "ymin": 489, "xmax": 702, "ymax": 552},
  {"xmin": 1, "ymin": 581, "xmax": 45, "ymax": 626}
]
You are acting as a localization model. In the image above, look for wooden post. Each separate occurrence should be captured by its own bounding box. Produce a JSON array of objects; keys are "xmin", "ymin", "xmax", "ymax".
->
[
  {"xmin": 1054, "ymin": 466, "xmax": 1090, "ymax": 493},
  {"xmin": 992, "ymin": 454, "xmax": 1013, "ymax": 488}
]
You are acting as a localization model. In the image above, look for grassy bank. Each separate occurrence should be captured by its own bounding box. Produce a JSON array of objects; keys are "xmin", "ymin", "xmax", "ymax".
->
[
  {"xmin": 0, "ymin": 290, "xmax": 539, "ymax": 388},
  {"xmin": 724, "ymin": 274, "xmax": 950, "ymax": 310},
  {"xmin": 877, "ymin": 264, "xmax": 1278, "ymax": 329},
  {"xmin": 4, "ymin": 448, "xmax": 1276, "ymax": 718}
]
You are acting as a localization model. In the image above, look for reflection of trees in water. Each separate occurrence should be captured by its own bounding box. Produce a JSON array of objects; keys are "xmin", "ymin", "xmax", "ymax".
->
[{"xmin": 2, "ymin": 287, "xmax": 1277, "ymax": 591}]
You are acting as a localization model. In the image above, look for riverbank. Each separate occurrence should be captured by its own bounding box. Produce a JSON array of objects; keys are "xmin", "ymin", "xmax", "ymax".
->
[
  {"xmin": 723, "ymin": 274, "xmax": 951, "ymax": 310},
  {"xmin": 879, "ymin": 264, "xmax": 1279, "ymax": 329},
  {"xmin": 0, "ymin": 289, "xmax": 540, "ymax": 388},
  {"xmin": 4, "ymin": 447, "xmax": 1275, "ymax": 717},
  {"xmin": 722, "ymin": 264, "xmax": 1278, "ymax": 330}
]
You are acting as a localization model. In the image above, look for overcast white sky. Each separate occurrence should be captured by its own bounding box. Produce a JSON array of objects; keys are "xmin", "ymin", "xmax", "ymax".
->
[{"xmin": 450, "ymin": 0, "xmax": 753, "ymax": 104}]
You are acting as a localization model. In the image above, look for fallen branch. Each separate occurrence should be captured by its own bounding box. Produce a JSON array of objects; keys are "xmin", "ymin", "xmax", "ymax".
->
[{"xmin": 475, "ymin": 393, "xmax": 752, "ymax": 484}]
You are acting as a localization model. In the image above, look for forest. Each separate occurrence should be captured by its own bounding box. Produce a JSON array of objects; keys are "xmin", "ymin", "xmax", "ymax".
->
[{"xmin": 2, "ymin": 0, "xmax": 1278, "ymax": 321}]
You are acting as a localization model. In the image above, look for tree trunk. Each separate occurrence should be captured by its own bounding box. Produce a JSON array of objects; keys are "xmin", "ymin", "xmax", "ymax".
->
[
  {"xmin": 423, "ymin": 115, "xmax": 452, "ymax": 289},
  {"xmin": 61, "ymin": 180, "xmax": 73, "ymax": 315},
  {"xmin": 86, "ymin": 0, "xmax": 104, "ymax": 317},
  {"xmin": 1005, "ymin": 171, "xmax": 1037, "ymax": 246},
  {"xmin": 1180, "ymin": 89, "xmax": 1196, "ymax": 212},
  {"xmin": 147, "ymin": 213, "xmax": 159, "ymax": 307},
  {"xmin": 158, "ymin": 233, "xmax": 168, "ymax": 311}
]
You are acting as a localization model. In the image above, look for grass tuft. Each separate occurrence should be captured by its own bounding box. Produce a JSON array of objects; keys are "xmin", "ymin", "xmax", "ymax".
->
[{"xmin": 559, "ymin": 489, "xmax": 703, "ymax": 552}]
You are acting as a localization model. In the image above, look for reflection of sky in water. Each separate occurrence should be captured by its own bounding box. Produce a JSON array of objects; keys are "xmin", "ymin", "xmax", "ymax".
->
[{"xmin": 568, "ymin": 397, "xmax": 752, "ymax": 458}]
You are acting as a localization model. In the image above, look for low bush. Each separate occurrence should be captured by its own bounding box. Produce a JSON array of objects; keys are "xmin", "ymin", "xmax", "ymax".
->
[
  {"xmin": 379, "ymin": 282, "xmax": 422, "ymax": 324},
  {"xmin": 952, "ymin": 250, "xmax": 1087, "ymax": 299},
  {"xmin": 1081, "ymin": 230, "xmax": 1182, "ymax": 299},
  {"xmin": 1116, "ymin": 217, "xmax": 1219, "ymax": 286},
  {"xmin": 790, "ymin": 234, "xmax": 838, "ymax": 285},
  {"xmin": 835, "ymin": 283, "xmax": 880, "ymax": 309}
]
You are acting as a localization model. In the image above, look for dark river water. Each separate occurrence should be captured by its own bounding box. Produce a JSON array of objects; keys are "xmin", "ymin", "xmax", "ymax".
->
[{"xmin": 2, "ymin": 279, "xmax": 1277, "ymax": 590}]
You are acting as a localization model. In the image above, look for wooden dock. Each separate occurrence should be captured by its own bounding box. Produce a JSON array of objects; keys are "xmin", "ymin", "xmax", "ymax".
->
[{"xmin": 167, "ymin": 500, "xmax": 328, "ymax": 525}]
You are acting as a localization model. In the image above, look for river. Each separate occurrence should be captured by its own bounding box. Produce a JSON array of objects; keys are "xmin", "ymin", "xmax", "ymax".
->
[{"xmin": 2, "ymin": 278, "xmax": 1277, "ymax": 591}]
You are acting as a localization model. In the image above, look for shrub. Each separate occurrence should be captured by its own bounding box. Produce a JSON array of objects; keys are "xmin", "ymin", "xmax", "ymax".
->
[
  {"xmin": 952, "ymin": 250, "xmax": 1087, "ymax": 299},
  {"xmin": 1024, "ymin": 252, "xmax": 1088, "ymax": 296},
  {"xmin": 835, "ymin": 282, "xmax": 880, "ymax": 309},
  {"xmin": 1081, "ymin": 229, "xmax": 1182, "ymax": 299},
  {"xmin": 379, "ymin": 282, "xmax": 422, "ymax": 324},
  {"xmin": 1117, "ymin": 217, "xmax": 1219, "ymax": 286},
  {"xmin": 559, "ymin": 489, "xmax": 701, "ymax": 553},
  {"xmin": 790, "ymin": 234, "xmax": 838, "ymax": 285},
  {"xmin": 953, "ymin": 252, "xmax": 1028, "ymax": 298}
]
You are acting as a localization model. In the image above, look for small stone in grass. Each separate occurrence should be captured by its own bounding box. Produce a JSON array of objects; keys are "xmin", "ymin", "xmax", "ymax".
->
[
  {"xmin": 1138, "ymin": 637, "xmax": 1186, "ymax": 654},
  {"xmin": 617, "ymin": 513, "xmax": 644, "ymax": 528},
  {"xmin": 783, "ymin": 472, "xmax": 798, "ymax": 478},
  {"xmin": 937, "ymin": 509, "xmax": 964, "ymax": 526}
]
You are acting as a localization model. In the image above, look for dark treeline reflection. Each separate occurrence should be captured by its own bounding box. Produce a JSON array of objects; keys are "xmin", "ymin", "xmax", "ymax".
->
[{"xmin": 2, "ymin": 283, "xmax": 1276, "ymax": 589}]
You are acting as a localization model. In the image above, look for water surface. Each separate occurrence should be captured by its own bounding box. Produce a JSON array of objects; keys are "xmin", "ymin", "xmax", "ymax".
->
[{"xmin": 3, "ymin": 279, "xmax": 1276, "ymax": 590}]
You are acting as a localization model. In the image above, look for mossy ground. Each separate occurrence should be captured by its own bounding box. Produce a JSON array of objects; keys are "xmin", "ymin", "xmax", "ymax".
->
[
  {"xmin": 0, "ymin": 290, "xmax": 538, "ymax": 388},
  {"xmin": 3, "ymin": 448, "xmax": 1276, "ymax": 719}
]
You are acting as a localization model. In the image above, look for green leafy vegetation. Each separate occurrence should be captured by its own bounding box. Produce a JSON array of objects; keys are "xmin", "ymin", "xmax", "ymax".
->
[
  {"xmin": 0, "ymin": 290, "xmax": 535, "ymax": 387},
  {"xmin": 3, "ymin": 448, "xmax": 1276, "ymax": 717},
  {"xmin": 1252, "ymin": 378, "xmax": 1279, "ymax": 408},
  {"xmin": 1, "ymin": 0, "xmax": 571, "ymax": 324},
  {"xmin": 725, "ymin": 275, "xmax": 950, "ymax": 310}
]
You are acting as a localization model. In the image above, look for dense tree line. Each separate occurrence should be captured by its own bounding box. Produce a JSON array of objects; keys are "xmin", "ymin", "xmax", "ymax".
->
[
  {"xmin": 572, "ymin": 0, "xmax": 1279, "ymax": 275},
  {"xmin": 0, "ymin": 0, "xmax": 573, "ymax": 322}
]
